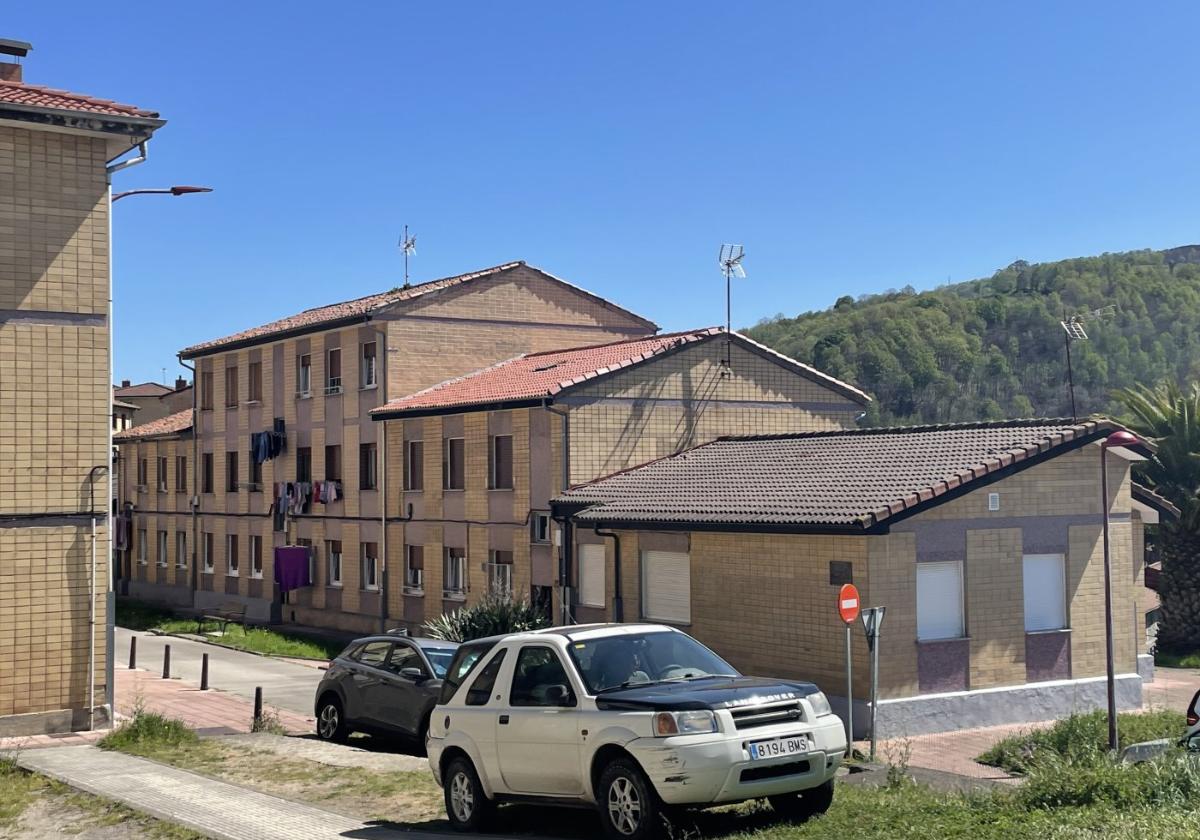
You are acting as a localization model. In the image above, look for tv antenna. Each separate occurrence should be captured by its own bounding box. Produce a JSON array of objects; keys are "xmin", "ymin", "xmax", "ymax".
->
[
  {"xmin": 1059, "ymin": 304, "xmax": 1116, "ymax": 420},
  {"xmin": 399, "ymin": 225, "xmax": 417, "ymax": 289},
  {"xmin": 718, "ymin": 244, "xmax": 746, "ymax": 374}
]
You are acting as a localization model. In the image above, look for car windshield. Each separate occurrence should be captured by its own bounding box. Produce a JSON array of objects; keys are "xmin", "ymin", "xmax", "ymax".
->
[
  {"xmin": 421, "ymin": 646, "xmax": 456, "ymax": 678},
  {"xmin": 567, "ymin": 631, "xmax": 738, "ymax": 694}
]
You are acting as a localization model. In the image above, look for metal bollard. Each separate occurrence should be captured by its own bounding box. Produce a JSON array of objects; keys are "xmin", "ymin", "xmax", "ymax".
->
[
  {"xmin": 162, "ymin": 644, "xmax": 171, "ymax": 679},
  {"xmin": 200, "ymin": 653, "xmax": 209, "ymax": 691},
  {"xmin": 253, "ymin": 686, "xmax": 263, "ymax": 728},
  {"xmin": 128, "ymin": 636, "xmax": 137, "ymax": 669}
]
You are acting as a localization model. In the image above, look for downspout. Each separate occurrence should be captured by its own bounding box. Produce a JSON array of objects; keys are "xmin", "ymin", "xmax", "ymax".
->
[
  {"xmin": 593, "ymin": 526, "xmax": 623, "ymax": 622},
  {"xmin": 86, "ymin": 465, "xmax": 108, "ymax": 730},
  {"xmin": 178, "ymin": 355, "xmax": 199, "ymax": 602},
  {"xmin": 102, "ymin": 139, "xmax": 148, "ymax": 728},
  {"xmin": 546, "ymin": 403, "xmax": 572, "ymax": 625},
  {"xmin": 373, "ymin": 323, "xmax": 389, "ymax": 633}
]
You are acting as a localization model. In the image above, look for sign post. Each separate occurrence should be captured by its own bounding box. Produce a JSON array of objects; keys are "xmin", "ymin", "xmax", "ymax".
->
[
  {"xmin": 860, "ymin": 606, "xmax": 886, "ymax": 761},
  {"xmin": 837, "ymin": 584, "xmax": 860, "ymax": 746}
]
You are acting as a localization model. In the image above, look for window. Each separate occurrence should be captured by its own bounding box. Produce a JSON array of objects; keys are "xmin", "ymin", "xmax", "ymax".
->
[
  {"xmin": 386, "ymin": 644, "xmax": 423, "ymax": 675},
  {"xmin": 297, "ymin": 353, "xmax": 312, "ymax": 396},
  {"xmin": 247, "ymin": 361, "xmax": 262, "ymax": 402},
  {"xmin": 355, "ymin": 641, "xmax": 391, "ymax": 669},
  {"xmin": 489, "ymin": 435, "xmax": 513, "ymax": 490},
  {"xmin": 1023, "ymin": 554, "xmax": 1067, "ymax": 632},
  {"xmin": 531, "ymin": 512, "xmax": 552, "ymax": 544},
  {"xmin": 442, "ymin": 437, "xmax": 465, "ymax": 490},
  {"xmin": 326, "ymin": 348, "xmax": 342, "ymax": 394},
  {"xmin": 176, "ymin": 531, "xmax": 187, "ymax": 569},
  {"xmin": 157, "ymin": 530, "xmax": 168, "ymax": 567},
  {"xmin": 226, "ymin": 534, "xmax": 239, "ymax": 576},
  {"xmin": 359, "ymin": 443, "xmax": 378, "ymax": 490},
  {"xmin": 249, "ymin": 455, "xmax": 262, "ymax": 489},
  {"xmin": 405, "ymin": 440, "xmax": 424, "ymax": 490},
  {"xmin": 226, "ymin": 451, "xmax": 239, "ymax": 492},
  {"xmin": 510, "ymin": 646, "xmax": 575, "ymax": 707},
  {"xmin": 200, "ymin": 370, "xmax": 213, "ymax": 410},
  {"xmin": 488, "ymin": 550, "xmax": 513, "ymax": 597},
  {"xmin": 137, "ymin": 529, "xmax": 147, "ymax": 565},
  {"xmin": 466, "ymin": 650, "xmax": 507, "ymax": 706},
  {"xmin": 327, "ymin": 540, "xmax": 343, "ymax": 587},
  {"xmin": 578, "ymin": 543, "xmax": 606, "ymax": 608},
  {"xmin": 642, "ymin": 550, "xmax": 691, "ymax": 624},
  {"xmin": 225, "ymin": 365, "xmax": 238, "ymax": 407},
  {"xmin": 361, "ymin": 341, "xmax": 377, "ymax": 388},
  {"xmin": 137, "ymin": 458, "xmax": 147, "ymax": 488},
  {"xmin": 157, "ymin": 456, "xmax": 168, "ymax": 492},
  {"xmin": 404, "ymin": 545, "xmax": 424, "ymax": 593},
  {"xmin": 250, "ymin": 535, "xmax": 263, "ymax": 579},
  {"xmin": 361, "ymin": 542, "xmax": 379, "ymax": 591},
  {"xmin": 325, "ymin": 445, "xmax": 341, "ymax": 482},
  {"xmin": 202, "ymin": 532, "xmax": 214, "ymax": 573},
  {"xmin": 916, "ymin": 561, "xmax": 964, "ymax": 641},
  {"xmin": 296, "ymin": 447, "xmax": 312, "ymax": 483},
  {"xmin": 202, "ymin": 453, "xmax": 214, "ymax": 494},
  {"xmin": 443, "ymin": 547, "xmax": 467, "ymax": 598},
  {"xmin": 175, "ymin": 456, "xmax": 187, "ymax": 492}
]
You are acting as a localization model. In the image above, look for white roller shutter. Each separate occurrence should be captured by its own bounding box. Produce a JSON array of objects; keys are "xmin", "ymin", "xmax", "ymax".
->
[
  {"xmin": 1023, "ymin": 554, "xmax": 1067, "ymax": 631},
  {"xmin": 916, "ymin": 561, "xmax": 963, "ymax": 640},
  {"xmin": 578, "ymin": 544, "xmax": 606, "ymax": 607},
  {"xmin": 642, "ymin": 550, "xmax": 691, "ymax": 624}
]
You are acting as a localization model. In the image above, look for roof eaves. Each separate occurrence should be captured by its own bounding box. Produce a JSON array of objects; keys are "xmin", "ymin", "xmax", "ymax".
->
[
  {"xmin": 730, "ymin": 332, "xmax": 872, "ymax": 406},
  {"xmin": 180, "ymin": 312, "xmax": 371, "ymax": 359},
  {"xmin": 521, "ymin": 263, "xmax": 659, "ymax": 331}
]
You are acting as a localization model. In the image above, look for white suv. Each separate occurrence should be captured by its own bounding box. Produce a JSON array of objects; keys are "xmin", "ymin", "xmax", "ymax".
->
[{"xmin": 427, "ymin": 623, "xmax": 846, "ymax": 839}]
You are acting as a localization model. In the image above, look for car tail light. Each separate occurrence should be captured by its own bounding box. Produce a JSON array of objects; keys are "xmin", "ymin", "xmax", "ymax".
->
[{"xmin": 1188, "ymin": 690, "xmax": 1200, "ymax": 727}]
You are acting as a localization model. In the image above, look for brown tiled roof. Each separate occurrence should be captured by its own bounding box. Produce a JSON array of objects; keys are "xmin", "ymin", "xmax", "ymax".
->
[
  {"xmin": 112, "ymin": 398, "xmax": 140, "ymax": 411},
  {"xmin": 0, "ymin": 79, "xmax": 158, "ymax": 118},
  {"xmin": 554, "ymin": 419, "xmax": 1138, "ymax": 532},
  {"xmin": 114, "ymin": 382, "xmax": 172, "ymax": 398},
  {"xmin": 371, "ymin": 329, "xmax": 870, "ymax": 417},
  {"xmin": 114, "ymin": 409, "xmax": 193, "ymax": 442},
  {"xmin": 1132, "ymin": 483, "xmax": 1181, "ymax": 520},
  {"xmin": 180, "ymin": 261, "xmax": 657, "ymax": 358}
]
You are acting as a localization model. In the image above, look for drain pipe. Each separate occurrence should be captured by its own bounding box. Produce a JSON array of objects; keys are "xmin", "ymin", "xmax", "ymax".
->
[
  {"xmin": 546, "ymin": 403, "xmax": 573, "ymax": 625},
  {"xmin": 179, "ymin": 355, "xmax": 199, "ymax": 601},
  {"xmin": 593, "ymin": 527, "xmax": 623, "ymax": 622},
  {"xmin": 373, "ymin": 324, "xmax": 389, "ymax": 633},
  {"xmin": 86, "ymin": 465, "xmax": 109, "ymax": 730}
]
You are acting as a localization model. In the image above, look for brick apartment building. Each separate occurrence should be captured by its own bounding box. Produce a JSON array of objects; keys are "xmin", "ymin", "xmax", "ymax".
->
[{"xmin": 0, "ymin": 42, "xmax": 164, "ymax": 735}]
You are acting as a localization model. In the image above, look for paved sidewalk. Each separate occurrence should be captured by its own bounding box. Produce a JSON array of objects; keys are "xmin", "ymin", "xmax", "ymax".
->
[
  {"xmin": 116, "ymin": 667, "xmax": 314, "ymax": 734},
  {"xmin": 17, "ymin": 744, "xmax": 450, "ymax": 840}
]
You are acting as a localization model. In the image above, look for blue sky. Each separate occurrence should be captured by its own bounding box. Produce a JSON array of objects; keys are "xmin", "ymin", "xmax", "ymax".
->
[{"xmin": 12, "ymin": 3, "xmax": 1200, "ymax": 385}]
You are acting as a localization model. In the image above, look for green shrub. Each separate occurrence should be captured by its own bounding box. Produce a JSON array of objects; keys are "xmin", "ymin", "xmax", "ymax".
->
[
  {"xmin": 1018, "ymin": 750, "xmax": 1200, "ymax": 810},
  {"xmin": 978, "ymin": 710, "xmax": 1185, "ymax": 774},
  {"xmin": 423, "ymin": 593, "xmax": 550, "ymax": 642},
  {"xmin": 99, "ymin": 708, "xmax": 197, "ymax": 753}
]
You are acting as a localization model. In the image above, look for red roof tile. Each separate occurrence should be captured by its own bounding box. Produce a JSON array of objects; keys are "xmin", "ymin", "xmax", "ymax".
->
[
  {"xmin": 180, "ymin": 261, "xmax": 655, "ymax": 357},
  {"xmin": 0, "ymin": 79, "xmax": 158, "ymax": 118},
  {"xmin": 372, "ymin": 329, "xmax": 870, "ymax": 417},
  {"xmin": 114, "ymin": 409, "xmax": 193, "ymax": 441},
  {"xmin": 555, "ymin": 419, "xmax": 1141, "ymax": 531},
  {"xmin": 114, "ymin": 382, "xmax": 172, "ymax": 398}
]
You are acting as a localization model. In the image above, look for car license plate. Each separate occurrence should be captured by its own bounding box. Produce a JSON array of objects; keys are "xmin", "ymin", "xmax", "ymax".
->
[{"xmin": 748, "ymin": 734, "xmax": 808, "ymax": 760}]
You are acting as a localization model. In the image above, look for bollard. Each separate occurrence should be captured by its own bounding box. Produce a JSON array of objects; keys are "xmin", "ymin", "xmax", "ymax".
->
[
  {"xmin": 162, "ymin": 644, "xmax": 171, "ymax": 679},
  {"xmin": 253, "ymin": 686, "xmax": 263, "ymax": 728},
  {"xmin": 128, "ymin": 636, "xmax": 137, "ymax": 669},
  {"xmin": 200, "ymin": 653, "xmax": 210, "ymax": 690}
]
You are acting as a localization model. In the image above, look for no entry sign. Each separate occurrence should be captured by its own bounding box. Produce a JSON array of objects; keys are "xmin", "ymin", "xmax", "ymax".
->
[{"xmin": 838, "ymin": 583, "xmax": 861, "ymax": 624}]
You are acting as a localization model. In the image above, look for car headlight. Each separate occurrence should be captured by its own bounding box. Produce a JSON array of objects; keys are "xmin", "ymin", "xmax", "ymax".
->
[
  {"xmin": 806, "ymin": 691, "xmax": 832, "ymax": 717},
  {"xmin": 653, "ymin": 710, "xmax": 717, "ymax": 736}
]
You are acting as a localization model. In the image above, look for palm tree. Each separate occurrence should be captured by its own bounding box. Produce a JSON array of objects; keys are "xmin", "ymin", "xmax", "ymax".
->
[{"xmin": 1115, "ymin": 381, "xmax": 1200, "ymax": 652}]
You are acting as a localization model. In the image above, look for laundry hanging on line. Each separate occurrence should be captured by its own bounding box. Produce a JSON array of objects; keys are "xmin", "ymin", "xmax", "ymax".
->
[{"xmin": 274, "ymin": 545, "xmax": 311, "ymax": 593}]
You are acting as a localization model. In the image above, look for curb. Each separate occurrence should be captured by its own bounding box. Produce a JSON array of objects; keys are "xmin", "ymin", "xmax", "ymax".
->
[{"xmin": 141, "ymin": 629, "xmax": 331, "ymax": 668}]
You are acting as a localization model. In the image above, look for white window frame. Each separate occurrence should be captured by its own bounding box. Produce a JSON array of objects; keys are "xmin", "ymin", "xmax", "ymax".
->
[
  {"xmin": 137, "ymin": 529, "xmax": 147, "ymax": 565},
  {"xmin": 531, "ymin": 512, "xmax": 552, "ymax": 544},
  {"xmin": 488, "ymin": 550, "xmax": 513, "ymax": 598},
  {"xmin": 297, "ymin": 353, "xmax": 312, "ymax": 397},
  {"xmin": 404, "ymin": 545, "xmax": 424, "ymax": 594},
  {"xmin": 176, "ymin": 531, "xmax": 188, "ymax": 569},
  {"xmin": 361, "ymin": 341, "xmax": 377, "ymax": 388},
  {"xmin": 226, "ymin": 533, "xmax": 240, "ymax": 577},
  {"xmin": 578, "ymin": 543, "xmax": 606, "ymax": 608},
  {"xmin": 641, "ymin": 550, "xmax": 691, "ymax": 624},
  {"xmin": 1023, "ymin": 553, "xmax": 1068, "ymax": 632},
  {"xmin": 361, "ymin": 543, "xmax": 380, "ymax": 592},
  {"xmin": 443, "ymin": 547, "xmax": 467, "ymax": 599},
  {"xmin": 202, "ymin": 533, "xmax": 214, "ymax": 574},
  {"xmin": 916, "ymin": 560, "xmax": 965, "ymax": 641},
  {"xmin": 326, "ymin": 347, "xmax": 342, "ymax": 394},
  {"xmin": 327, "ymin": 541, "xmax": 343, "ymax": 588},
  {"xmin": 157, "ymin": 530, "xmax": 168, "ymax": 568},
  {"xmin": 250, "ymin": 535, "xmax": 263, "ymax": 579},
  {"xmin": 157, "ymin": 456, "xmax": 168, "ymax": 493}
]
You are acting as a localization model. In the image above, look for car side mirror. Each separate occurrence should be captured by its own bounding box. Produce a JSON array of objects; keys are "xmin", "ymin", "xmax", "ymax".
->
[
  {"xmin": 546, "ymin": 684, "xmax": 574, "ymax": 707},
  {"xmin": 400, "ymin": 666, "xmax": 427, "ymax": 682}
]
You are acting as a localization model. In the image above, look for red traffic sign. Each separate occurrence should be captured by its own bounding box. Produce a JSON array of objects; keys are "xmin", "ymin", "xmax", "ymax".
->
[{"xmin": 838, "ymin": 584, "xmax": 861, "ymax": 624}]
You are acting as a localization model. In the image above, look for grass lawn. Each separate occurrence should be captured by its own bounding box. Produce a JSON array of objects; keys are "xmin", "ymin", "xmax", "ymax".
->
[
  {"xmin": 116, "ymin": 599, "xmax": 347, "ymax": 660},
  {"xmin": 1156, "ymin": 649, "xmax": 1200, "ymax": 669}
]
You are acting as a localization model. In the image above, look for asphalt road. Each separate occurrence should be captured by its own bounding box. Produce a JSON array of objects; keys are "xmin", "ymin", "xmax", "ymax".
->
[{"xmin": 114, "ymin": 626, "xmax": 324, "ymax": 717}]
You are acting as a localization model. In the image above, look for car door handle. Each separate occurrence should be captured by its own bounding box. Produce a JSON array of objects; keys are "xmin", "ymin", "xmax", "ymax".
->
[{"xmin": 498, "ymin": 714, "xmax": 510, "ymax": 725}]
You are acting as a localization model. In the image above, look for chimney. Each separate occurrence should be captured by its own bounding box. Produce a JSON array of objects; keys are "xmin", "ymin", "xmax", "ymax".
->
[
  {"xmin": 0, "ymin": 39, "xmax": 31, "ymax": 84},
  {"xmin": 175, "ymin": 377, "xmax": 188, "ymax": 390},
  {"xmin": 121, "ymin": 379, "xmax": 131, "ymax": 388}
]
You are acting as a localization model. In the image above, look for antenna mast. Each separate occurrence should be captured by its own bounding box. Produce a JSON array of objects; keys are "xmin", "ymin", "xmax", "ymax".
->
[
  {"xmin": 718, "ymin": 244, "xmax": 746, "ymax": 375},
  {"xmin": 399, "ymin": 226, "xmax": 417, "ymax": 289},
  {"xmin": 1059, "ymin": 304, "xmax": 1115, "ymax": 421}
]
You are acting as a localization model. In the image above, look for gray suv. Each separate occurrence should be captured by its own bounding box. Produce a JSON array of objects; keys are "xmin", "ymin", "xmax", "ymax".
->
[{"xmin": 315, "ymin": 634, "xmax": 458, "ymax": 747}]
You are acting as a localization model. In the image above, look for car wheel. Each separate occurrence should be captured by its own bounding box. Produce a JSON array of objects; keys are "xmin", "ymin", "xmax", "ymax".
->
[
  {"xmin": 768, "ymin": 779, "xmax": 835, "ymax": 822},
  {"xmin": 444, "ymin": 756, "xmax": 493, "ymax": 832},
  {"xmin": 315, "ymin": 696, "xmax": 348, "ymax": 743},
  {"xmin": 598, "ymin": 758, "xmax": 661, "ymax": 840}
]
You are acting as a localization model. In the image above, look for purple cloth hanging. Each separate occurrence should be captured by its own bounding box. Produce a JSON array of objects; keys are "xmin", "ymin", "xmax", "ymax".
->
[{"xmin": 274, "ymin": 546, "xmax": 311, "ymax": 593}]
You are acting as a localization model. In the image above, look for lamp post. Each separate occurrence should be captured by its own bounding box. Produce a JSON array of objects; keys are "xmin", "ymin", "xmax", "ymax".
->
[
  {"xmin": 112, "ymin": 185, "xmax": 212, "ymax": 202},
  {"xmin": 1100, "ymin": 429, "xmax": 1141, "ymax": 752}
]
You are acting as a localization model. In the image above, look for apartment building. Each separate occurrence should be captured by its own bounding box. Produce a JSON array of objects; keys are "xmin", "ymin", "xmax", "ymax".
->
[
  {"xmin": 114, "ymin": 377, "xmax": 191, "ymax": 425},
  {"xmin": 0, "ymin": 42, "xmax": 164, "ymax": 735}
]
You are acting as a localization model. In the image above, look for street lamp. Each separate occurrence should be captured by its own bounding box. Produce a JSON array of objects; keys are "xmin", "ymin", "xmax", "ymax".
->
[
  {"xmin": 112, "ymin": 185, "xmax": 212, "ymax": 202},
  {"xmin": 1101, "ymin": 429, "xmax": 1142, "ymax": 752}
]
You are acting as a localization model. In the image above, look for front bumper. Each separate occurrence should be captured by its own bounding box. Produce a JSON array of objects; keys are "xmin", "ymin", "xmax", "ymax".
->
[{"xmin": 626, "ymin": 717, "xmax": 846, "ymax": 805}]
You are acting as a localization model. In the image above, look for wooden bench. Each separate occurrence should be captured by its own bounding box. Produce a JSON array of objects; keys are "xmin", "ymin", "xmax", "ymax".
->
[{"xmin": 197, "ymin": 602, "xmax": 247, "ymax": 635}]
